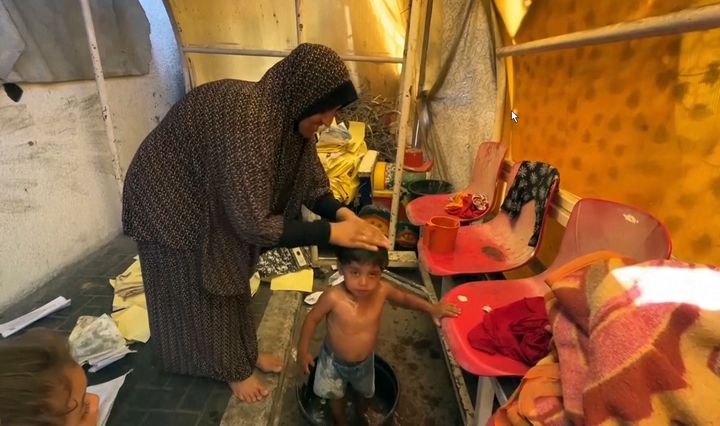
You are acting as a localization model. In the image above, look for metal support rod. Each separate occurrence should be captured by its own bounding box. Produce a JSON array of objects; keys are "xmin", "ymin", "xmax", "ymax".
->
[
  {"xmin": 183, "ymin": 45, "xmax": 404, "ymax": 64},
  {"xmin": 79, "ymin": 0, "xmax": 124, "ymax": 195},
  {"xmin": 294, "ymin": 0, "xmax": 303, "ymax": 45},
  {"xmin": 419, "ymin": 266, "xmax": 474, "ymax": 425},
  {"xmin": 388, "ymin": 0, "xmax": 429, "ymax": 249},
  {"xmin": 416, "ymin": 0, "xmax": 434, "ymax": 97},
  {"xmin": 497, "ymin": 4, "xmax": 720, "ymax": 57},
  {"xmin": 410, "ymin": 0, "xmax": 434, "ymax": 150},
  {"xmin": 162, "ymin": 0, "xmax": 192, "ymax": 92},
  {"xmin": 489, "ymin": 2, "xmax": 507, "ymax": 143}
]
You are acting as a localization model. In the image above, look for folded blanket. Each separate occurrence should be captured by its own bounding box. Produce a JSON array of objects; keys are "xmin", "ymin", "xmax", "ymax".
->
[
  {"xmin": 467, "ymin": 297, "xmax": 551, "ymax": 365},
  {"xmin": 493, "ymin": 251, "xmax": 720, "ymax": 425}
]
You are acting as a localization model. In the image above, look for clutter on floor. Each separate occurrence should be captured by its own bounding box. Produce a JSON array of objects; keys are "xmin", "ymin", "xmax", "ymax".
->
[
  {"xmin": 68, "ymin": 314, "xmax": 135, "ymax": 373},
  {"xmin": 0, "ymin": 295, "xmax": 71, "ymax": 338}
]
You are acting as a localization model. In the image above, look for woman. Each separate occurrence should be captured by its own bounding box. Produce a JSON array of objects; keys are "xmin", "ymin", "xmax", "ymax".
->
[
  {"xmin": 0, "ymin": 328, "xmax": 100, "ymax": 426},
  {"xmin": 122, "ymin": 43, "xmax": 388, "ymax": 402}
]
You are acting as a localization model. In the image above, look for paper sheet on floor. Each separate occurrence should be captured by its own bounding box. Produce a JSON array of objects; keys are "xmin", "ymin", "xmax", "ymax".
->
[
  {"xmin": 112, "ymin": 292, "xmax": 147, "ymax": 311},
  {"xmin": 110, "ymin": 263, "xmax": 144, "ymax": 299},
  {"xmin": 87, "ymin": 370, "xmax": 132, "ymax": 426},
  {"xmin": 108, "ymin": 258, "xmax": 151, "ymax": 343},
  {"xmin": 250, "ymin": 271, "xmax": 261, "ymax": 297},
  {"xmin": 327, "ymin": 271, "xmax": 344, "ymax": 286},
  {"xmin": 270, "ymin": 268, "xmax": 314, "ymax": 292},
  {"xmin": 111, "ymin": 305, "xmax": 150, "ymax": 343},
  {"xmin": 0, "ymin": 296, "xmax": 71, "ymax": 338}
]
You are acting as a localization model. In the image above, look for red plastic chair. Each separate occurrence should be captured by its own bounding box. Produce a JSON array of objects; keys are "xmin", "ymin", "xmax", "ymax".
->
[
  {"xmin": 406, "ymin": 141, "xmax": 508, "ymax": 226},
  {"xmin": 440, "ymin": 198, "xmax": 672, "ymax": 425},
  {"xmin": 418, "ymin": 162, "xmax": 559, "ymax": 278}
]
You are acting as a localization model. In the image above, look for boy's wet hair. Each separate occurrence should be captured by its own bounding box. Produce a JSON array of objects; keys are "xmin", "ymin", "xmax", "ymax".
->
[
  {"xmin": 0, "ymin": 328, "xmax": 78, "ymax": 426},
  {"xmin": 336, "ymin": 246, "xmax": 389, "ymax": 270}
]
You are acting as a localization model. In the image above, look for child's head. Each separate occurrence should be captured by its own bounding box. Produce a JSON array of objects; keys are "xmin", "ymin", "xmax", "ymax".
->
[
  {"xmin": 336, "ymin": 247, "xmax": 389, "ymax": 296},
  {"xmin": 0, "ymin": 328, "xmax": 99, "ymax": 426}
]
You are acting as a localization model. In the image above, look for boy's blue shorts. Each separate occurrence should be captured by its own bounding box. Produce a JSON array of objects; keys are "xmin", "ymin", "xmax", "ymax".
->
[{"xmin": 313, "ymin": 342, "xmax": 375, "ymax": 399}]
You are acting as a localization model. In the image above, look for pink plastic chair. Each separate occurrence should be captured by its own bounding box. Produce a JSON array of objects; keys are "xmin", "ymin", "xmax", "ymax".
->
[
  {"xmin": 406, "ymin": 142, "xmax": 508, "ymax": 226},
  {"xmin": 418, "ymin": 162, "xmax": 559, "ymax": 278},
  {"xmin": 440, "ymin": 198, "xmax": 672, "ymax": 425}
]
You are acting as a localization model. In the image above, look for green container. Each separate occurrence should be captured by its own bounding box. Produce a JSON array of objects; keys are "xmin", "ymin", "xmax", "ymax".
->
[{"xmin": 406, "ymin": 179, "xmax": 453, "ymax": 200}]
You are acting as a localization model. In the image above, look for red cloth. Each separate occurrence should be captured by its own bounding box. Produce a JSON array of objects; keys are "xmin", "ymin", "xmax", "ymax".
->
[
  {"xmin": 445, "ymin": 192, "xmax": 488, "ymax": 219},
  {"xmin": 467, "ymin": 297, "xmax": 551, "ymax": 366}
]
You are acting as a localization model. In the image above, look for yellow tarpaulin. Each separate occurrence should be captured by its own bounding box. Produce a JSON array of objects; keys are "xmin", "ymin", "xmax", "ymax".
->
[{"xmin": 317, "ymin": 121, "xmax": 368, "ymax": 204}]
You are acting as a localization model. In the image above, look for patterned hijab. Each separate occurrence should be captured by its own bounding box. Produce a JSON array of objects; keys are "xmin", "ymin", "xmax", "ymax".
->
[
  {"xmin": 241, "ymin": 43, "xmax": 358, "ymax": 216},
  {"xmin": 122, "ymin": 44, "xmax": 357, "ymax": 297}
]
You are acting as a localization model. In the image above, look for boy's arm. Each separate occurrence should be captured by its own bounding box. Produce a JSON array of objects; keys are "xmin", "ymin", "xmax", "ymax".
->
[
  {"xmin": 384, "ymin": 282, "xmax": 460, "ymax": 325},
  {"xmin": 384, "ymin": 282, "xmax": 434, "ymax": 313},
  {"xmin": 298, "ymin": 289, "xmax": 335, "ymax": 356}
]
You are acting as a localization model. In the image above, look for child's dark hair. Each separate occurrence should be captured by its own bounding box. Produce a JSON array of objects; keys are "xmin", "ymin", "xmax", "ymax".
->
[
  {"xmin": 0, "ymin": 328, "xmax": 78, "ymax": 426},
  {"xmin": 336, "ymin": 246, "xmax": 389, "ymax": 269}
]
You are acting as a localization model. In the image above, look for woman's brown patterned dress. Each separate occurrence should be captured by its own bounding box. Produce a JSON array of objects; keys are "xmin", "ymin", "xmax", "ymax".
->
[{"xmin": 122, "ymin": 44, "xmax": 353, "ymax": 381}]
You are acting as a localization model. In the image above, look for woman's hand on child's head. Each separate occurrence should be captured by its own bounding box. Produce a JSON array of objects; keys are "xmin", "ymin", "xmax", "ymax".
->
[
  {"xmin": 430, "ymin": 302, "xmax": 461, "ymax": 326},
  {"xmin": 329, "ymin": 220, "xmax": 390, "ymax": 251},
  {"xmin": 298, "ymin": 351, "xmax": 315, "ymax": 376}
]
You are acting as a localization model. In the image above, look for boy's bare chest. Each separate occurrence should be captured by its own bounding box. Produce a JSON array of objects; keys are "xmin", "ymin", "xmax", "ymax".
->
[{"xmin": 331, "ymin": 296, "xmax": 384, "ymax": 328}]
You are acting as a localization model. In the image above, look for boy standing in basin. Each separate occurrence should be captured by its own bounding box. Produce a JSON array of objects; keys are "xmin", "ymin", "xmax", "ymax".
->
[{"xmin": 298, "ymin": 247, "xmax": 460, "ymax": 425}]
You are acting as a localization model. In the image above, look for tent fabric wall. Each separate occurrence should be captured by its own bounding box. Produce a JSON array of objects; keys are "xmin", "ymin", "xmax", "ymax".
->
[
  {"xmin": 167, "ymin": 0, "xmax": 408, "ymax": 97},
  {"xmin": 421, "ymin": 0, "xmax": 498, "ymax": 189},
  {"xmin": 1, "ymin": 0, "xmax": 151, "ymax": 83},
  {"xmin": 501, "ymin": 0, "xmax": 720, "ymax": 265}
]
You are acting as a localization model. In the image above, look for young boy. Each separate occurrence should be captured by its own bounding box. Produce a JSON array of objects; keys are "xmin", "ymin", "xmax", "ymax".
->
[
  {"xmin": 297, "ymin": 247, "xmax": 460, "ymax": 425},
  {"xmin": 0, "ymin": 328, "xmax": 100, "ymax": 426}
]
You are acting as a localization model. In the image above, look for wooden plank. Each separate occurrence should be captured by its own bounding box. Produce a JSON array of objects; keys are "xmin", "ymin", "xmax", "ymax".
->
[
  {"xmin": 388, "ymin": 0, "xmax": 430, "ymax": 249},
  {"xmin": 358, "ymin": 150, "xmax": 378, "ymax": 177}
]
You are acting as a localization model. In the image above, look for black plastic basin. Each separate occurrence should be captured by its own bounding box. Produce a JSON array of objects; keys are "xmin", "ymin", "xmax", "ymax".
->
[{"xmin": 296, "ymin": 354, "xmax": 399, "ymax": 425}]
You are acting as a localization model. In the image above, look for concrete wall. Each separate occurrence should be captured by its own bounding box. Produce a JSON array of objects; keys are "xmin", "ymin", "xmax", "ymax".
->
[{"xmin": 0, "ymin": 0, "xmax": 183, "ymax": 310}]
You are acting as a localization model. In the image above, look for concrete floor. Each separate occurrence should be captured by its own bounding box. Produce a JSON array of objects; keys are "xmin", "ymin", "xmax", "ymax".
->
[{"xmin": 2, "ymin": 235, "xmax": 466, "ymax": 425}]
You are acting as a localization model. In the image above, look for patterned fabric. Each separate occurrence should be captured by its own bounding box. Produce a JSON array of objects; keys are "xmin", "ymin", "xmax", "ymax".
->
[
  {"xmin": 256, "ymin": 247, "xmax": 311, "ymax": 280},
  {"xmin": 137, "ymin": 241, "xmax": 258, "ymax": 382},
  {"xmin": 493, "ymin": 251, "xmax": 720, "ymax": 425},
  {"xmin": 122, "ymin": 43, "xmax": 353, "ymax": 298},
  {"xmin": 500, "ymin": 161, "xmax": 559, "ymax": 247}
]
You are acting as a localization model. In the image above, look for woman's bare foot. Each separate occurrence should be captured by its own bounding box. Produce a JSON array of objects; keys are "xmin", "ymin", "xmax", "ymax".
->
[
  {"xmin": 229, "ymin": 372, "xmax": 269, "ymax": 402},
  {"xmin": 256, "ymin": 352, "xmax": 284, "ymax": 373}
]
